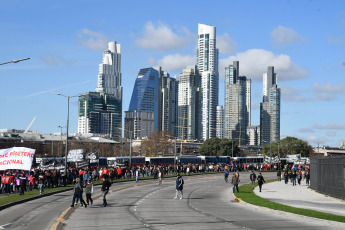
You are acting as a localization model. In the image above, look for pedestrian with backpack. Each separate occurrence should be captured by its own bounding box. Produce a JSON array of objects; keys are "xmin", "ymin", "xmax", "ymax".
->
[{"xmin": 174, "ymin": 174, "xmax": 184, "ymax": 199}]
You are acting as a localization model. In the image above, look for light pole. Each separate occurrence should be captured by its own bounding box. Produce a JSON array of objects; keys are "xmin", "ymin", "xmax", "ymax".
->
[
  {"xmin": 58, "ymin": 126, "xmax": 64, "ymax": 156},
  {"xmin": 0, "ymin": 57, "xmax": 30, "ymax": 65},
  {"xmin": 54, "ymin": 92, "xmax": 80, "ymax": 178}
]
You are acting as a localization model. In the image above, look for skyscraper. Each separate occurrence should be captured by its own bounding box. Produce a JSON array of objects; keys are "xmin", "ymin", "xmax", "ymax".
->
[
  {"xmin": 216, "ymin": 105, "xmax": 224, "ymax": 139},
  {"xmin": 197, "ymin": 23, "xmax": 219, "ymax": 140},
  {"xmin": 177, "ymin": 66, "xmax": 201, "ymax": 140},
  {"xmin": 78, "ymin": 92, "xmax": 121, "ymax": 139},
  {"xmin": 78, "ymin": 41, "xmax": 122, "ymax": 140},
  {"xmin": 224, "ymin": 61, "xmax": 251, "ymax": 145},
  {"xmin": 260, "ymin": 66, "xmax": 281, "ymax": 145}
]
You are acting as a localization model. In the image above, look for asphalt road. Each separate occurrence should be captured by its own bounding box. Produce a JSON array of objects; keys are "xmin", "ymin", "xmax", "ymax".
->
[{"xmin": 1, "ymin": 172, "xmax": 343, "ymax": 230}]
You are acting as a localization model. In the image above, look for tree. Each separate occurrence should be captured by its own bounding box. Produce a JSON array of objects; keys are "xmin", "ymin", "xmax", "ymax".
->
[
  {"xmin": 262, "ymin": 136, "xmax": 314, "ymax": 157},
  {"xmin": 199, "ymin": 138, "xmax": 240, "ymax": 156},
  {"xmin": 141, "ymin": 131, "xmax": 174, "ymax": 157}
]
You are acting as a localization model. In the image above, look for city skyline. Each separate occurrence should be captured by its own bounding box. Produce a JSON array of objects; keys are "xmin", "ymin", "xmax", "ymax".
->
[{"xmin": 1, "ymin": 0, "xmax": 345, "ymax": 147}]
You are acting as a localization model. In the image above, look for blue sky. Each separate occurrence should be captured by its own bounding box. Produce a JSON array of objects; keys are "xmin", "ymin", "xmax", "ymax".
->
[{"xmin": 1, "ymin": 0, "xmax": 344, "ymax": 148}]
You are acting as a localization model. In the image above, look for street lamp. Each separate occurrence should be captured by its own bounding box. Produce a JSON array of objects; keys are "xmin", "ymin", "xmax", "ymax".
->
[
  {"xmin": 58, "ymin": 126, "xmax": 64, "ymax": 156},
  {"xmin": 118, "ymin": 127, "xmax": 133, "ymax": 168},
  {"xmin": 53, "ymin": 92, "xmax": 81, "ymax": 178},
  {"xmin": 0, "ymin": 58, "xmax": 30, "ymax": 65}
]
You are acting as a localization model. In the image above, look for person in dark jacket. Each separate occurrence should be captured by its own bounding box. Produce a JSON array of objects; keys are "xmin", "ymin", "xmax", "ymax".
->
[
  {"xmin": 101, "ymin": 175, "xmax": 111, "ymax": 207},
  {"xmin": 84, "ymin": 179, "xmax": 93, "ymax": 205},
  {"xmin": 284, "ymin": 170, "xmax": 288, "ymax": 184},
  {"xmin": 231, "ymin": 174, "xmax": 240, "ymax": 193},
  {"xmin": 277, "ymin": 170, "xmax": 281, "ymax": 182},
  {"xmin": 71, "ymin": 178, "xmax": 87, "ymax": 208},
  {"xmin": 38, "ymin": 173, "xmax": 45, "ymax": 195},
  {"xmin": 19, "ymin": 173, "xmax": 26, "ymax": 195},
  {"xmin": 249, "ymin": 171, "xmax": 256, "ymax": 190},
  {"xmin": 292, "ymin": 171, "xmax": 297, "ymax": 186},
  {"xmin": 174, "ymin": 174, "xmax": 184, "ymax": 199},
  {"xmin": 257, "ymin": 173, "xmax": 265, "ymax": 192},
  {"xmin": 305, "ymin": 171, "xmax": 310, "ymax": 186}
]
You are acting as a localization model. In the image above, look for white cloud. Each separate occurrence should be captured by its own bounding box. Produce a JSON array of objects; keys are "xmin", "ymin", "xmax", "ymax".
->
[
  {"xmin": 298, "ymin": 128, "xmax": 314, "ymax": 133},
  {"xmin": 219, "ymin": 49, "xmax": 307, "ymax": 80},
  {"xmin": 271, "ymin": 25, "xmax": 303, "ymax": 46},
  {"xmin": 148, "ymin": 54, "xmax": 196, "ymax": 73},
  {"xmin": 312, "ymin": 82, "xmax": 345, "ymax": 100},
  {"xmin": 41, "ymin": 56, "xmax": 75, "ymax": 66},
  {"xmin": 217, "ymin": 33, "xmax": 237, "ymax": 54},
  {"xmin": 305, "ymin": 136, "xmax": 328, "ymax": 145},
  {"xmin": 77, "ymin": 29, "xmax": 108, "ymax": 50},
  {"xmin": 327, "ymin": 131, "xmax": 337, "ymax": 137},
  {"xmin": 136, "ymin": 21, "xmax": 193, "ymax": 52},
  {"xmin": 314, "ymin": 122, "xmax": 345, "ymax": 130},
  {"xmin": 281, "ymin": 85, "xmax": 309, "ymax": 102}
]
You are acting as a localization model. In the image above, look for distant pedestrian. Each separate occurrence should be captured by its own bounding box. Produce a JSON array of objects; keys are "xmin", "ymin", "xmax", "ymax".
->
[
  {"xmin": 231, "ymin": 173, "xmax": 240, "ymax": 193},
  {"xmin": 38, "ymin": 173, "xmax": 45, "ymax": 195},
  {"xmin": 19, "ymin": 173, "xmax": 26, "ymax": 195},
  {"xmin": 158, "ymin": 170, "xmax": 162, "ymax": 185},
  {"xmin": 284, "ymin": 171, "xmax": 288, "ymax": 184},
  {"xmin": 257, "ymin": 173, "xmax": 265, "ymax": 192},
  {"xmin": 305, "ymin": 171, "xmax": 310, "ymax": 186},
  {"xmin": 297, "ymin": 171, "xmax": 302, "ymax": 185},
  {"xmin": 101, "ymin": 175, "xmax": 111, "ymax": 207},
  {"xmin": 224, "ymin": 170, "xmax": 229, "ymax": 182},
  {"xmin": 84, "ymin": 179, "xmax": 93, "ymax": 205},
  {"xmin": 249, "ymin": 171, "xmax": 256, "ymax": 190},
  {"xmin": 277, "ymin": 170, "xmax": 281, "ymax": 182},
  {"xmin": 174, "ymin": 174, "xmax": 184, "ymax": 199},
  {"xmin": 292, "ymin": 171, "xmax": 297, "ymax": 186},
  {"xmin": 135, "ymin": 169, "xmax": 139, "ymax": 183},
  {"xmin": 71, "ymin": 178, "xmax": 87, "ymax": 208}
]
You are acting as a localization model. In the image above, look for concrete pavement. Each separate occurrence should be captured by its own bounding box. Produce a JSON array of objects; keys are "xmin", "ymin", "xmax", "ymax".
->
[{"xmin": 254, "ymin": 179, "xmax": 345, "ymax": 216}]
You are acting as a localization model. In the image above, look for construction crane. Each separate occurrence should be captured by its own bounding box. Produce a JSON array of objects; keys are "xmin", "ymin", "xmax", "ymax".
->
[{"xmin": 24, "ymin": 116, "xmax": 36, "ymax": 133}]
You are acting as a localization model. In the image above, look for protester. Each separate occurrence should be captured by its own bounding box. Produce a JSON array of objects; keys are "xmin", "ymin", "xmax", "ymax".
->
[
  {"xmin": 38, "ymin": 173, "xmax": 45, "ymax": 195},
  {"xmin": 84, "ymin": 179, "xmax": 94, "ymax": 205},
  {"xmin": 19, "ymin": 173, "xmax": 27, "ymax": 195},
  {"xmin": 231, "ymin": 173, "xmax": 240, "ymax": 193},
  {"xmin": 257, "ymin": 173, "xmax": 265, "ymax": 192},
  {"xmin": 71, "ymin": 178, "xmax": 87, "ymax": 208},
  {"xmin": 174, "ymin": 174, "xmax": 184, "ymax": 199},
  {"xmin": 249, "ymin": 171, "xmax": 256, "ymax": 190},
  {"xmin": 101, "ymin": 175, "xmax": 111, "ymax": 207}
]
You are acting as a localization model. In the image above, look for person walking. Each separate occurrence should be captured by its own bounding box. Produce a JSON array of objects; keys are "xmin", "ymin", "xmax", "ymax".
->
[
  {"xmin": 158, "ymin": 169, "xmax": 162, "ymax": 185},
  {"xmin": 19, "ymin": 173, "xmax": 26, "ymax": 195},
  {"xmin": 231, "ymin": 173, "xmax": 240, "ymax": 193},
  {"xmin": 84, "ymin": 179, "xmax": 93, "ymax": 205},
  {"xmin": 277, "ymin": 170, "xmax": 281, "ymax": 182},
  {"xmin": 292, "ymin": 171, "xmax": 297, "ymax": 186},
  {"xmin": 305, "ymin": 171, "xmax": 310, "ymax": 186},
  {"xmin": 135, "ymin": 168, "xmax": 139, "ymax": 183},
  {"xmin": 101, "ymin": 175, "xmax": 111, "ymax": 207},
  {"xmin": 38, "ymin": 173, "xmax": 45, "ymax": 195},
  {"xmin": 224, "ymin": 170, "xmax": 229, "ymax": 182},
  {"xmin": 249, "ymin": 171, "xmax": 256, "ymax": 190},
  {"xmin": 71, "ymin": 178, "xmax": 87, "ymax": 208},
  {"xmin": 284, "ymin": 170, "xmax": 288, "ymax": 184},
  {"xmin": 297, "ymin": 170, "xmax": 302, "ymax": 185},
  {"xmin": 174, "ymin": 174, "xmax": 184, "ymax": 199},
  {"xmin": 257, "ymin": 173, "xmax": 265, "ymax": 192}
]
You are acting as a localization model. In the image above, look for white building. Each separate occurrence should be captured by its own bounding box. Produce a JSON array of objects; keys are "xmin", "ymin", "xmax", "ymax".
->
[
  {"xmin": 197, "ymin": 23, "xmax": 219, "ymax": 140},
  {"xmin": 216, "ymin": 105, "xmax": 224, "ymax": 139}
]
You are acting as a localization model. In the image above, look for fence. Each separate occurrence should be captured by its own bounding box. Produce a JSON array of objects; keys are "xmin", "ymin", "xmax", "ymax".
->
[{"xmin": 310, "ymin": 156, "xmax": 345, "ymax": 200}]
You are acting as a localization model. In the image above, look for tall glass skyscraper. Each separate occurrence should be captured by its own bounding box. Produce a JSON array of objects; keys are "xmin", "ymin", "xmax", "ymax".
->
[
  {"xmin": 197, "ymin": 23, "xmax": 219, "ymax": 140},
  {"xmin": 260, "ymin": 66, "xmax": 281, "ymax": 145},
  {"xmin": 78, "ymin": 41, "xmax": 122, "ymax": 140},
  {"xmin": 224, "ymin": 61, "xmax": 251, "ymax": 145}
]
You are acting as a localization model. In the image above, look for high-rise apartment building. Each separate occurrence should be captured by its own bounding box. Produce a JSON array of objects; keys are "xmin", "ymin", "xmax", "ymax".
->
[
  {"xmin": 247, "ymin": 125, "xmax": 260, "ymax": 146},
  {"xmin": 260, "ymin": 66, "xmax": 281, "ymax": 145},
  {"xmin": 197, "ymin": 23, "xmax": 219, "ymax": 140},
  {"xmin": 224, "ymin": 61, "xmax": 251, "ymax": 145},
  {"xmin": 78, "ymin": 41, "xmax": 122, "ymax": 140},
  {"xmin": 216, "ymin": 105, "xmax": 224, "ymax": 139},
  {"xmin": 177, "ymin": 66, "xmax": 201, "ymax": 140},
  {"xmin": 78, "ymin": 92, "xmax": 121, "ymax": 139}
]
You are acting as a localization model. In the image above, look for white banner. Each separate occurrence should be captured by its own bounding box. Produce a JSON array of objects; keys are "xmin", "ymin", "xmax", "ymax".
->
[
  {"xmin": 67, "ymin": 149, "xmax": 85, "ymax": 162},
  {"xmin": 0, "ymin": 147, "xmax": 36, "ymax": 171}
]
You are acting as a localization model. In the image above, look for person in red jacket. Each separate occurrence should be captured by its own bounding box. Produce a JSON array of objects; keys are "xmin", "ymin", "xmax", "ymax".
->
[{"xmin": 102, "ymin": 167, "xmax": 109, "ymax": 178}]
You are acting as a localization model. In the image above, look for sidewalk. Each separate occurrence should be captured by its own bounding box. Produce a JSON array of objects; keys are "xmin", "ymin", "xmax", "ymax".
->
[{"xmin": 254, "ymin": 180, "xmax": 345, "ymax": 216}]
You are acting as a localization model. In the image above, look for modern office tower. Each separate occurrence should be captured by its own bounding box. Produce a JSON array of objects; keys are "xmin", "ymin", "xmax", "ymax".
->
[
  {"xmin": 224, "ymin": 61, "xmax": 251, "ymax": 145},
  {"xmin": 159, "ymin": 68, "xmax": 178, "ymax": 137},
  {"xmin": 260, "ymin": 66, "xmax": 281, "ymax": 146},
  {"xmin": 247, "ymin": 125, "xmax": 260, "ymax": 146},
  {"xmin": 78, "ymin": 92, "xmax": 121, "ymax": 140},
  {"xmin": 94, "ymin": 41, "xmax": 122, "ymax": 140},
  {"xmin": 126, "ymin": 67, "xmax": 160, "ymax": 139},
  {"xmin": 124, "ymin": 110, "xmax": 154, "ymax": 140},
  {"xmin": 197, "ymin": 23, "xmax": 219, "ymax": 140},
  {"xmin": 177, "ymin": 66, "xmax": 201, "ymax": 140},
  {"xmin": 96, "ymin": 41, "xmax": 122, "ymax": 100},
  {"xmin": 216, "ymin": 105, "xmax": 224, "ymax": 139}
]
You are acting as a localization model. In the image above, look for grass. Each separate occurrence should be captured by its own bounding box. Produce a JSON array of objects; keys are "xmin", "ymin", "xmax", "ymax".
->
[
  {"xmin": 234, "ymin": 179, "xmax": 345, "ymax": 223},
  {"xmin": 0, "ymin": 171, "xmax": 217, "ymax": 207}
]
